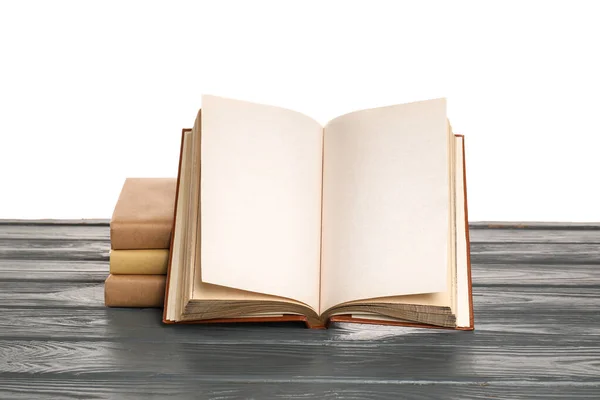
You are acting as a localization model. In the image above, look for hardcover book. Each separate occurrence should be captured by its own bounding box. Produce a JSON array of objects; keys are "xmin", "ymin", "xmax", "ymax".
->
[
  {"xmin": 109, "ymin": 249, "xmax": 170, "ymax": 275},
  {"xmin": 110, "ymin": 178, "xmax": 176, "ymax": 250},
  {"xmin": 163, "ymin": 95, "xmax": 473, "ymax": 329},
  {"xmin": 105, "ymin": 274, "xmax": 166, "ymax": 308}
]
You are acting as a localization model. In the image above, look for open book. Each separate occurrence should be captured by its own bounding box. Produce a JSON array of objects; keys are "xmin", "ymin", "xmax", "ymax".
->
[{"xmin": 163, "ymin": 95, "xmax": 473, "ymax": 329}]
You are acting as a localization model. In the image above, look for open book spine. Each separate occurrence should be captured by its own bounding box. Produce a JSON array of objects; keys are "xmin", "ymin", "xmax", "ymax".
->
[
  {"xmin": 161, "ymin": 130, "xmax": 324, "ymax": 329},
  {"xmin": 328, "ymin": 134, "xmax": 474, "ymax": 331}
]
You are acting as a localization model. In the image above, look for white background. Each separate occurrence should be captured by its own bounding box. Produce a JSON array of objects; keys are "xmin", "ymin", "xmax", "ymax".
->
[{"xmin": 1, "ymin": 0, "xmax": 599, "ymax": 221}]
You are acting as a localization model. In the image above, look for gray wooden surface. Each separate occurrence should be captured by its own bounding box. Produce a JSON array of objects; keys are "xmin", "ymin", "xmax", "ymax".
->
[{"xmin": 0, "ymin": 221, "xmax": 599, "ymax": 399}]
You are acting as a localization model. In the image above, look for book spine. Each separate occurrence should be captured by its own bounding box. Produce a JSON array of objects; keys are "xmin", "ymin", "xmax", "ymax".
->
[
  {"xmin": 109, "ymin": 249, "xmax": 169, "ymax": 275},
  {"xmin": 104, "ymin": 274, "xmax": 166, "ymax": 308},
  {"xmin": 110, "ymin": 221, "xmax": 172, "ymax": 250}
]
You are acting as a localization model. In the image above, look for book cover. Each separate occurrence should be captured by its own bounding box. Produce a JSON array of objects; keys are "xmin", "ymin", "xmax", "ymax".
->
[
  {"xmin": 109, "ymin": 249, "xmax": 169, "ymax": 275},
  {"xmin": 110, "ymin": 178, "xmax": 176, "ymax": 250},
  {"xmin": 104, "ymin": 274, "xmax": 166, "ymax": 308}
]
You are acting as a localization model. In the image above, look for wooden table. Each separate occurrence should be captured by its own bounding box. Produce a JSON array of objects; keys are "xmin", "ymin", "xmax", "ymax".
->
[{"xmin": 0, "ymin": 221, "xmax": 599, "ymax": 399}]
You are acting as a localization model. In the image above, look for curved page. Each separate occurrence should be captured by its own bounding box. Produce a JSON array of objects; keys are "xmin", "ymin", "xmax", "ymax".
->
[
  {"xmin": 321, "ymin": 98, "xmax": 450, "ymax": 312},
  {"xmin": 200, "ymin": 95, "xmax": 323, "ymax": 311}
]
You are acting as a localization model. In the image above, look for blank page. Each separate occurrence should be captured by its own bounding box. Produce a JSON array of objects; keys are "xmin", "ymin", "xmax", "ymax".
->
[
  {"xmin": 200, "ymin": 95, "xmax": 323, "ymax": 311},
  {"xmin": 320, "ymin": 99, "xmax": 450, "ymax": 312}
]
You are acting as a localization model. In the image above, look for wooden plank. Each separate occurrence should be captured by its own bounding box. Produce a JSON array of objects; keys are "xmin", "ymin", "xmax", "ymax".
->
[
  {"xmin": 0, "ymin": 378, "xmax": 597, "ymax": 400},
  {"xmin": 0, "ymin": 238, "xmax": 109, "ymax": 250},
  {"xmin": 472, "ymin": 263, "xmax": 600, "ymax": 286},
  {"xmin": 0, "ymin": 337, "xmax": 599, "ymax": 383},
  {"xmin": 0, "ymin": 219, "xmax": 109, "ymax": 226},
  {"xmin": 471, "ymin": 242, "xmax": 600, "ymax": 264},
  {"xmin": 470, "ymin": 221, "xmax": 600, "ymax": 230},
  {"xmin": 469, "ymin": 228, "xmax": 600, "ymax": 244},
  {"xmin": 475, "ymin": 286, "xmax": 599, "ymax": 311},
  {"xmin": 0, "ymin": 281, "xmax": 104, "ymax": 308},
  {"xmin": 0, "ymin": 238, "xmax": 109, "ymax": 261},
  {"xmin": 0, "ymin": 259, "xmax": 107, "ymax": 282},
  {"xmin": 0, "ymin": 224, "xmax": 109, "ymax": 240}
]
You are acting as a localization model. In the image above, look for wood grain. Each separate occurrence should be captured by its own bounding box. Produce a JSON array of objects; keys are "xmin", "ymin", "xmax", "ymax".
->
[
  {"xmin": 2, "ymin": 336, "xmax": 600, "ymax": 381},
  {"xmin": 0, "ymin": 224, "xmax": 109, "ymax": 240},
  {"xmin": 470, "ymin": 227, "xmax": 600, "ymax": 244},
  {"xmin": 1, "ymin": 379, "xmax": 598, "ymax": 400},
  {"xmin": 471, "ymin": 242, "xmax": 600, "ymax": 264},
  {"xmin": 472, "ymin": 263, "xmax": 600, "ymax": 286},
  {"xmin": 0, "ymin": 259, "xmax": 107, "ymax": 282},
  {"xmin": 0, "ymin": 281, "xmax": 105, "ymax": 308},
  {"xmin": 0, "ymin": 238, "xmax": 108, "ymax": 261},
  {"xmin": 0, "ymin": 222, "xmax": 599, "ymax": 399}
]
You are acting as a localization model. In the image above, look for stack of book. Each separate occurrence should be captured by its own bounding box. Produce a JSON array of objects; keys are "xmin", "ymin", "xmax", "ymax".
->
[{"xmin": 104, "ymin": 178, "xmax": 176, "ymax": 308}]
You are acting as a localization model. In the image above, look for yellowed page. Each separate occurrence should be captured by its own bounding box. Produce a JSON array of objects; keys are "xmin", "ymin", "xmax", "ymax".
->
[
  {"xmin": 334, "ymin": 133, "xmax": 461, "ymax": 316},
  {"xmin": 448, "ymin": 125, "xmax": 457, "ymax": 316},
  {"xmin": 185, "ymin": 113, "xmax": 202, "ymax": 312},
  {"xmin": 200, "ymin": 95, "xmax": 323, "ymax": 311},
  {"xmin": 165, "ymin": 130, "xmax": 192, "ymax": 321},
  {"xmin": 321, "ymin": 99, "xmax": 450, "ymax": 312}
]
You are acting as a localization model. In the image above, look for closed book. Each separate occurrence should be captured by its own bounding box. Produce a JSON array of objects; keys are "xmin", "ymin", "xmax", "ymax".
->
[
  {"xmin": 109, "ymin": 249, "xmax": 169, "ymax": 275},
  {"xmin": 104, "ymin": 274, "xmax": 165, "ymax": 308},
  {"xmin": 110, "ymin": 178, "xmax": 176, "ymax": 250}
]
